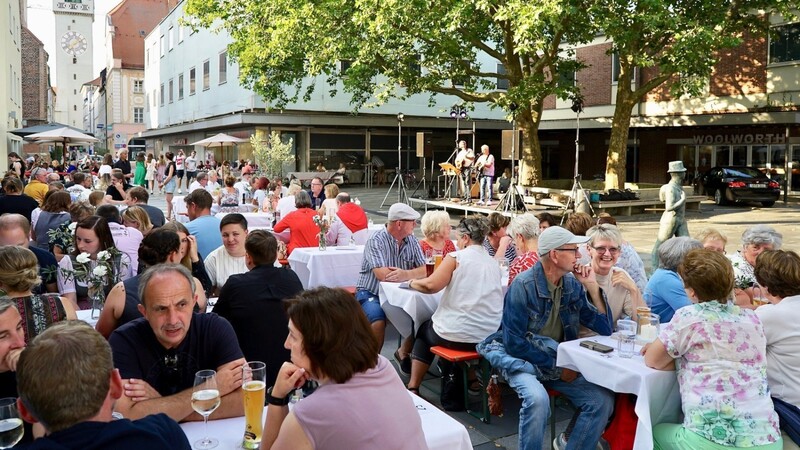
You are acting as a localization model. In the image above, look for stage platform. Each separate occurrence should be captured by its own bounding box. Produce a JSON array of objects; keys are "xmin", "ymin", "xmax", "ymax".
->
[{"xmin": 407, "ymin": 195, "xmax": 563, "ymax": 217}]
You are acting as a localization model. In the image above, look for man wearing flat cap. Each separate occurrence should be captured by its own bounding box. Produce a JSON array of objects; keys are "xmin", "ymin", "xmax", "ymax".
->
[
  {"xmin": 478, "ymin": 226, "xmax": 614, "ymax": 450},
  {"xmin": 355, "ymin": 203, "xmax": 426, "ymax": 351}
]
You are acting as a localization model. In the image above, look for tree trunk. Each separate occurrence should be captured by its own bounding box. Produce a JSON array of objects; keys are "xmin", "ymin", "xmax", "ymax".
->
[
  {"xmin": 517, "ymin": 107, "xmax": 543, "ymax": 187},
  {"xmin": 604, "ymin": 80, "xmax": 638, "ymax": 191}
]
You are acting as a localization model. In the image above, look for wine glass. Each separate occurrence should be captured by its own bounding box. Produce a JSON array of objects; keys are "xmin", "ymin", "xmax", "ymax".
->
[
  {"xmin": 191, "ymin": 370, "xmax": 221, "ymax": 449},
  {"xmin": 0, "ymin": 398, "xmax": 23, "ymax": 449}
]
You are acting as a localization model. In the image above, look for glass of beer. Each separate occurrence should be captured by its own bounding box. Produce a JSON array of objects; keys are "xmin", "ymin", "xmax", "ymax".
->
[
  {"xmin": 425, "ymin": 250, "xmax": 435, "ymax": 277},
  {"xmin": 433, "ymin": 251, "xmax": 443, "ymax": 271},
  {"xmin": 752, "ymin": 284, "xmax": 769, "ymax": 307},
  {"xmin": 242, "ymin": 362, "xmax": 267, "ymax": 449}
]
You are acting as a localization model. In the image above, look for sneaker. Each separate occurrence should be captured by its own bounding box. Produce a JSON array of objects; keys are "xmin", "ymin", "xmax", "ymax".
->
[
  {"xmin": 485, "ymin": 201, "xmax": 492, "ymax": 206},
  {"xmin": 476, "ymin": 200, "xmax": 484, "ymax": 205},
  {"xmin": 553, "ymin": 433, "xmax": 610, "ymax": 450},
  {"xmin": 553, "ymin": 433, "xmax": 568, "ymax": 450},
  {"xmin": 393, "ymin": 349, "xmax": 412, "ymax": 377}
]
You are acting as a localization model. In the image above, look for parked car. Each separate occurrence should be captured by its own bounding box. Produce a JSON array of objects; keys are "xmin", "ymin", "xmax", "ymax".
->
[{"xmin": 700, "ymin": 166, "xmax": 780, "ymax": 207}]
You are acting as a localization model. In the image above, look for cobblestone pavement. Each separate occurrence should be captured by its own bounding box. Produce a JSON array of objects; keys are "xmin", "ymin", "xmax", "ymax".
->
[{"xmin": 148, "ymin": 185, "xmax": 800, "ymax": 449}]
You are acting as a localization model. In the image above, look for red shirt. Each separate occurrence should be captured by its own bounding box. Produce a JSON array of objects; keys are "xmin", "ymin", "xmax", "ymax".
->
[
  {"xmin": 273, "ymin": 208, "xmax": 319, "ymax": 255},
  {"xmin": 419, "ymin": 239, "xmax": 456, "ymax": 258},
  {"xmin": 509, "ymin": 251, "xmax": 539, "ymax": 284}
]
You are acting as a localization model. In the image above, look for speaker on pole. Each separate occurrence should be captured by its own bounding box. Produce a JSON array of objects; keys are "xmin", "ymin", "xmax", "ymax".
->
[
  {"xmin": 416, "ymin": 132, "xmax": 432, "ymax": 157},
  {"xmin": 501, "ymin": 129, "xmax": 521, "ymax": 160}
]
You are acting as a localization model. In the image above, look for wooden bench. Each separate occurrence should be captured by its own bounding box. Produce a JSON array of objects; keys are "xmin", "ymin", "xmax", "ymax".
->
[
  {"xmin": 430, "ymin": 346, "xmax": 491, "ymax": 423},
  {"xmin": 591, "ymin": 195, "xmax": 705, "ymax": 216}
]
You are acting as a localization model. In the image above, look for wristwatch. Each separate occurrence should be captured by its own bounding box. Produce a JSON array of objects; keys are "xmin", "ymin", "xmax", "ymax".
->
[{"xmin": 266, "ymin": 386, "xmax": 290, "ymax": 406}]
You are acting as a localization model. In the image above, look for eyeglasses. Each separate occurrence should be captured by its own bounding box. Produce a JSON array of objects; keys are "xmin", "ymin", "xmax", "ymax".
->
[
  {"xmin": 554, "ymin": 247, "xmax": 579, "ymax": 254},
  {"xmin": 591, "ymin": 246, "xmax": 620, "ymax": 255}
]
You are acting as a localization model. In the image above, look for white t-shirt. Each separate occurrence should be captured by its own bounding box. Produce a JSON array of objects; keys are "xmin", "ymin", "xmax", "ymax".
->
[
  {"xmin": 755, "ymin": 295, "xmax": 800, "ymax": 406},
  {"xmin": 432, "ymin": 245, "xmax": 504, "ymax": 342},
  {"xmin": 175, "ymin": 155, "xmax": 185, "ymax": 170},
  {"xmin": 188, "ymin": 180, "xmax": 205, "ymax": 193},
  {"xmin": 203, "ymin": 246, "xmax": 248, "ymax": 289},
  {"xmin": 233, "ymin": 181, "xmax": 251, "ymax": 203},
  {"xmin": 276, "ymin": 195, "xmax": 297, "ymax": 219},
  {"xmin": 185, "ymin": 156, "xmax": 198, "ymax": 172}
]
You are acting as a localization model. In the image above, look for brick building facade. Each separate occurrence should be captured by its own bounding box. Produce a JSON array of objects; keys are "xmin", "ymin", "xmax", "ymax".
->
[{"xmin": 21, "ymin": 27, "xmax": 51, "ymax": 128}]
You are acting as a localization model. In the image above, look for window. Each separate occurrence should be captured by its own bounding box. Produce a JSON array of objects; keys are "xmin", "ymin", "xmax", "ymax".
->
[
  {"xmin": 159, "ymin": 35, "xmax": 165, "ymax": 57},
  {"xmin": 178, "ymin": 74, "xmax": 184, "ymax": 100},
  {"xmin": 612, "ymin": 53, "xmax": 621, "ymax": 83},
  {"xmin": 189, "ymin": 67, "xmax": 196, "ymax": 95},
  {"xmin": 133, "ymin": 107, "xmax": 144, "ymax": 123},
  {"xmin": 452, "ymin": 61, "xmax": 471, "ymax": 87},
  {"xmin": 168, "ymin": 78, "xmax": 174, "ymax": 103},
  {"xmin": 770, "ymin": 22, "xmax": 800, "ymax": 64},
  {"xmin": 152, "ymin": 89, "xmax": 156, "ymax": 107},
  {"xmin": 219, "ymin": 52, "xmax": 227, "ymax": 84},
  {"xmin": 202, "ymin": 59, "xmax": 210, "ymax": 90},
  {"xmin": 133, "ymin": 79, "xmax": 143, "ymax": 93},
  {"xmin": 496, "ymin": 63, "xmax": 508, "ymax": 90},
  {"xmin": 558, "ymin": 69, "xmax": 575, "ymax": 87},
  {"xmin": 168, "ymin": 26, "xmax": 174, "ymax": 51},
  {"xmin": 178, "ymin": 26, "xmax": 184, "ymax": 43},
  {"xmin": 340, "ymin": 60, "xmax": 352, "ymax": 74},
  {"xmin": 160, "ymin": 83, "xmax": 164, "ymax": 106}
]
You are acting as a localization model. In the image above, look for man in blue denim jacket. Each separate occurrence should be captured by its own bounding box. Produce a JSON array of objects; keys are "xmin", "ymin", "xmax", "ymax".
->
[{"xmin": 479, "ymin": 226, "xmax": 614, "ymax": 450}]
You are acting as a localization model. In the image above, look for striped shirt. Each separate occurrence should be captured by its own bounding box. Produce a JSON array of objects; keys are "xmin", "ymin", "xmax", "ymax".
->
[
  {"xmin": 483, "ymin": 238, "xmax": 517, "ymax": 264},
  {"xmin": 356, "ymin": 227, "xmax": 425, "ymax": 295}
]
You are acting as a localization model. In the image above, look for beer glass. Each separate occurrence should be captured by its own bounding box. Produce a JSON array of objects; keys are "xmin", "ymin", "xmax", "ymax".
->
[{"xmin": 242, "ymin": 362, "xmax": 267, "ymax": 449}]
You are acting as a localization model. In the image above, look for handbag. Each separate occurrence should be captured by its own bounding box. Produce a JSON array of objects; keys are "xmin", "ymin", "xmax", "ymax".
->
[
  {"xmin": 602, "ymin": 393, "xmax": 638, "ymax": 450},
  {"xmin": 439, "ymin": 360, "xmax": 465, "ymax": 411}
]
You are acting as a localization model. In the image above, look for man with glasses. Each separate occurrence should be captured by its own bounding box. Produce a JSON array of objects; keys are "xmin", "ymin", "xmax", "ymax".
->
[
  {"xmin": 355, "ymin": 203, "xmax": 426, "ymax": 355},
  {"xmin": 23, "ymin": 166, "xmax": 49, "ymax": 206},
  {"xmin": 307, "ymin": 177, "xmax": 326, "ymax": 210},
  {"xmin": 478, "ymin": 226, "xmax": 614, "ymax": 450}
]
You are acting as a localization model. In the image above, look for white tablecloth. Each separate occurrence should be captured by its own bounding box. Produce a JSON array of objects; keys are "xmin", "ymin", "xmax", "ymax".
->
[
  {"xmin": 179, "ymin": 391, "xmax": 471, "ymax": 450},
  {"xmin": 556, "ymin": 335, "xmax": 682, "ymax": 450},
  {"xmin": 288, "ymin": 245, "xmax": 365, "ymax": 289},
  {"xmin": 379, "ymin": 276, "xmax": 508, "ymax": 339},
  {"xmin": 216, "ymin": 212, "xmax": 274, "ymax": 228},
  {"xmin": 380, "ymin": 282, "xmax": 442, "ymax": 338},
  {"xmin": 76, "ymin": 309, "xmax": 98, "ymax": 328}
]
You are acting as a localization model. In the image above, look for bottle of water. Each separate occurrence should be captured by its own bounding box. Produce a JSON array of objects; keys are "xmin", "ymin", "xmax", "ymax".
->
[
  {"xmin": 368, "ymin": 218, "xmax": 374, "ymax": 228},
  {"xmin": 349, "ymin": 234, "xmax": 356, "ymax": 247}
]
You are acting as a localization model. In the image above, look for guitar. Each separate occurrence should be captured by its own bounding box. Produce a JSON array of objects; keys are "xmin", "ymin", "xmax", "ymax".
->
[{"xmin": 455, "ymin": 149, "xmax": 474, "ymax": 169}]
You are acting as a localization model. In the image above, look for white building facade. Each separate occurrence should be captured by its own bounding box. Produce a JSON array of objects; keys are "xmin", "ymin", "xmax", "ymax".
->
[{"xmin": 2, "ymin": 0, "xmax": 23, "ymax": 166}]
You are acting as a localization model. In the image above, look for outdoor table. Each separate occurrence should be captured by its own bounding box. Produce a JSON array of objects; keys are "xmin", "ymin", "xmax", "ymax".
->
[
  {"xmin": 76, "ymin": 309, "xmax": 98, "ymax": 328},
  {"xmin": 179, "ymin": 391, "xmax": 471, "ymax": 450},
  {"xmin": 556, "ymin": 335, "xmax": 682, "ymax": 450},
  {"xmin": 288, "ymin": 245, "xmax": 365, "ymax": 289},
  {"xmin": 380, "ymin": 276, "xmax": 508, "ymax": 339},
  {"xmin": 287, "ymin": 171, "xmax": 335, "ymax": 184},
  {"xmin": 216, "ymin": 211, "xmax": 274, "ymax": 228}
]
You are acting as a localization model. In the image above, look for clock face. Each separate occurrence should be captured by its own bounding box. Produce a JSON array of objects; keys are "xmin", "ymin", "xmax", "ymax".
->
[{"xmin": 60, "ymin": 31, "xmax": 88, "ymax": 56}]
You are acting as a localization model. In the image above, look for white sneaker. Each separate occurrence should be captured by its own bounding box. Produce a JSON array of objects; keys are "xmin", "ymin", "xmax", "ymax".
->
[
  {"xmin": 485, "ymin": 201, "xmax": 492, "ymax": 206},
  {"xmin": 178, "ymin": 189, "xmax": 183, "ymax": 194},
  {"xmin": 476, "ymin": 200, "xmax": 484, "ymax": 205}
]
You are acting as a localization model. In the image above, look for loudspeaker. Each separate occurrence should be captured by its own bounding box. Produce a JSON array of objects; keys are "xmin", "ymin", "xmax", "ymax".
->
[
  {"xmin": 416, "ymin": 132, "xmax": 433, "ymax": 157},
  {"xmin": 501, "ymin": 129, "xmax": 522, "ymax": 160}
]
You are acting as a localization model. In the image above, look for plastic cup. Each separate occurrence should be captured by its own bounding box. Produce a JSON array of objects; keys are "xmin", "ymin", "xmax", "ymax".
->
[{"xmin": 616, "ymin": 319, "xmax": 637, "ymax": 358}]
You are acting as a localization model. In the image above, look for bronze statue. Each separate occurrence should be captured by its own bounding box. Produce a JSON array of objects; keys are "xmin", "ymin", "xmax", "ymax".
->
[{"xmin": 651, "ymin": 161, "xmax": 689, "ymax": 268}]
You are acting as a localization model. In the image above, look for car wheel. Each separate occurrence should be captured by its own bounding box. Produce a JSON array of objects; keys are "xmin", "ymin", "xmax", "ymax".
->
[
  {"xmin": 714, "ymin": 189, "xmax": 727, "ymax": 206},
  {"xmin": 761, "ymin": 201, "xmax": 775, "ymax": 207}
]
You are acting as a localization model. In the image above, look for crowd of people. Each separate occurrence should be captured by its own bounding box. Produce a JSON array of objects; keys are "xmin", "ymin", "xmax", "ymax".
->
[{"xmin": 1, "ymin": 150, "xmax": 799, "ymax": 450}]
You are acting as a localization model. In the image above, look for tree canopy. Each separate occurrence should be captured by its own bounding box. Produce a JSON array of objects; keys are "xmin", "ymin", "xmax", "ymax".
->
[{"xmin": 184, "ymin": 0, "xmax": 597, "ymax": 186}]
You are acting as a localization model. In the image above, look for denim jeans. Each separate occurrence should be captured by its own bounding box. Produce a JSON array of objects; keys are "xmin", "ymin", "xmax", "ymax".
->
[
  {"xmin": 507, "ymin": 371, "xmax": 614, "ymax": 450},
  {"xmin": 355, "ymin": 289, "xmax": 386, "ymax": 323},
  {"xmin": 479, "ymin": 175, "xmax": 493, "ymax": 203}
]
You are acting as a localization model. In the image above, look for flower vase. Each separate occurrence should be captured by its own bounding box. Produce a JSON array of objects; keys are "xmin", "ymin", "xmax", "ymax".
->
[
  {"xmin": 89, "ymin": 285, "xmax": 105, "ymax": 319},
  {"xmin": 318, "ymin": 232, "xmax": 327, "ymax": 251}
]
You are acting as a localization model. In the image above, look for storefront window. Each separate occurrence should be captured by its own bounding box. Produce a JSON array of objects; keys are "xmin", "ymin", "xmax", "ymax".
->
[
  {"xmin": 752, "ymin": 145, "xmax": 768, "ymax": 168},
  {"xmin": 714, "ymin": 145, "xmax": 730, "ymax": 166},
  {"xmin": 732, "ymin": 146, "xmax": 748, "ymax": 166}
]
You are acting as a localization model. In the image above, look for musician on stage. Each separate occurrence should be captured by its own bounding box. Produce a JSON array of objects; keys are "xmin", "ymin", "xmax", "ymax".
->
[
  {"xmin": 475, "ymin": 145, "xmax": 495, "ymax": 206},
  {"xmin": 454, "ymin": 140, "xmax": 475, "ymax": 202}
]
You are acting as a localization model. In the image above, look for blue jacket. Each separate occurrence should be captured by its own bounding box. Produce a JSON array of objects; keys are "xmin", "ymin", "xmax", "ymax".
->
[{"xmin": 478, "ymin": 261, "xmax": 613, "ymax": 378}]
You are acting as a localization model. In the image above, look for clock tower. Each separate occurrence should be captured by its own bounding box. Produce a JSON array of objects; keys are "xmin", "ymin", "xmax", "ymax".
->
[{"xmin": 53, "ymin": 0, "xmax": 94, "ymax": 129}]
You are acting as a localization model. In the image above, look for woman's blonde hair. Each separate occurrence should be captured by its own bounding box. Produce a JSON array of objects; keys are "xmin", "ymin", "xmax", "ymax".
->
[
  {"xmin": 420, "ymin": 211, "xmax": 451, "ymax": 239},
  {"xmin": 121, "ymin": 206, "xmax": 153, "ymax": 235},
  {"xmin": 324, "ymin": 183, "xmax": 339, "ymax": 199},
  {"xmin": 0, "ymin": 246, "xmax": 41, "ymax": 292}
]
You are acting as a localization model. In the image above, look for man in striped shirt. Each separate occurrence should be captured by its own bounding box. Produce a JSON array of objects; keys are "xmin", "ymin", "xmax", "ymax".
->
[{"xmin": 355, "ymin": 203, "xmax": 426, "ymax": 350}]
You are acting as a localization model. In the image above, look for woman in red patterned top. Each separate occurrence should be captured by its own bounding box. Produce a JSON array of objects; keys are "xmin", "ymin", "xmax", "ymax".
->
[
  {"xmin": 507, "ymin": 214, "xmax": 541, "ymax": 284},
  {"xmin": 419, "ymin": 210, "xmax": 456, "ymax": 257}
]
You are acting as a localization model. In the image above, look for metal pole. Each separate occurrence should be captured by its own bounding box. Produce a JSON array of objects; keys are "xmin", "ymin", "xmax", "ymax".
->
[{"xmin": 398, "ymin": 119, "xmax": 402, "ymax": 203}]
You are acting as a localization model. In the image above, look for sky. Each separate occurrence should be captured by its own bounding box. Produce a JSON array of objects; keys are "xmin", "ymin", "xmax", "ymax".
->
[{"xmin": 26, "ymin": 0, "xmax": 123, "ymax": 80}]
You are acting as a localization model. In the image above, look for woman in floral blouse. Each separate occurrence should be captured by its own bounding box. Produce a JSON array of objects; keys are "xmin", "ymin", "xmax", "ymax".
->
[{"xmin": 644, "ymin": 249, "xmax": 782, "ymax": 449}]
